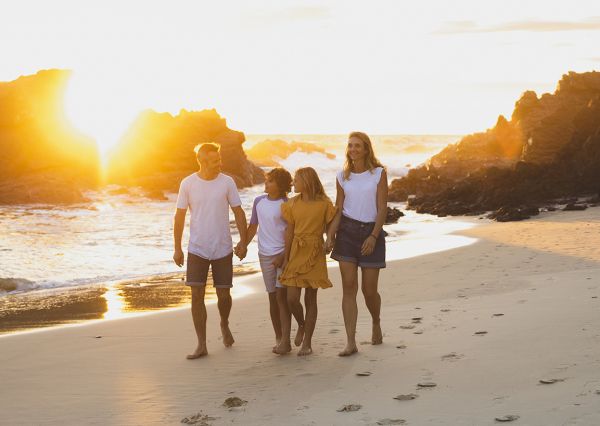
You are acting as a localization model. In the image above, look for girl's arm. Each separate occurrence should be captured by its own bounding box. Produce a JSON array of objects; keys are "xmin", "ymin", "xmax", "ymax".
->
[
  {"xmin": 325, "ymin": 180, "xmax": 345, "ymax": 251},
  {"xmin": 282, "ymin": 222, "xmax": 294, "ymax": 269}
]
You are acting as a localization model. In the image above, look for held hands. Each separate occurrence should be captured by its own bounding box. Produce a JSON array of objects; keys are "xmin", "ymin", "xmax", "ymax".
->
[
  {"xmin": 324, "ymin": 236, "xmax": 335, "ymax": 254},
  {"xmin": 234, "ymin": 241, "xmax": 248, "ymax": 260},
  {"xmin": 173, "ymin": 248, "xmax": 185, "ymax": 267},
  {"xmin": 271, "ymin": 253, "xmax": 285, "ymax": 268},
  {"xmin": 360, "ymin": 234, "xmax": 376, "ymax": 256}
]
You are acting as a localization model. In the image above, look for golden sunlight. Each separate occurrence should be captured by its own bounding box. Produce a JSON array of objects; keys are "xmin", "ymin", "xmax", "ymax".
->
[{"xmin": 64, "ymin": 71, "xmax": 138, "ymax": 166}]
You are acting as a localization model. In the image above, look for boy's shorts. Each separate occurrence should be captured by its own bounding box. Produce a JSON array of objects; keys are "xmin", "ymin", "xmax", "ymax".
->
[
  {"xmin": 258, "ymin": 252, "xmax": 284, "ymax": 293},
  {"xmin": 186, "ymin": 252, "xmax": 233, "ymax": 289}
]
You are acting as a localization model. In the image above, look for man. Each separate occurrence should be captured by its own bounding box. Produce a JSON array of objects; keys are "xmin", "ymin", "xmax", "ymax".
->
[{"xmin": 173, "ymin": 142, "xmax": 248, "ymax": 359}]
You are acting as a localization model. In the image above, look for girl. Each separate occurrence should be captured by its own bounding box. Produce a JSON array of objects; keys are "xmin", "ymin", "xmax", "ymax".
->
[
  {"xmin": 279, "ymin": 167, "xmax": 337, "ymax": 356},
  {"xmin": 327, "ymin": 131, "xmax": 388, "ymax": 357},
  {"xmin": 246, "ymin": 168, "xmax": 305, "ymax": 353}
]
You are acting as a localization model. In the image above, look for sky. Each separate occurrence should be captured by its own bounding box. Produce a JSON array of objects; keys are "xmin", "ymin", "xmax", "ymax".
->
[{"xmin": 2, "ymin": 0, "xmax": 600, "ymax": 152}]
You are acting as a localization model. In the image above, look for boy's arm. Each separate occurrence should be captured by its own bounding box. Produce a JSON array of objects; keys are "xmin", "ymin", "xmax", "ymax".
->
[{"xmin": 246, "ymin": 223, "xmax": 258, "ymax": 246}]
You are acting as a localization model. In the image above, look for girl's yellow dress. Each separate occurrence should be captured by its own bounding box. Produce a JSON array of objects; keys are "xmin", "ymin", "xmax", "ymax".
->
[{"xmin": 279, "ymin": 195, "xmax": 337, "ymax": 289}]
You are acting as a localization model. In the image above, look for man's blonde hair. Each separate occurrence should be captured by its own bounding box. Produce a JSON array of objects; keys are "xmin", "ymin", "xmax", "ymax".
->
[{"xmin": 194, "ymin": 142, "xmax": 220, "ymax": 161}]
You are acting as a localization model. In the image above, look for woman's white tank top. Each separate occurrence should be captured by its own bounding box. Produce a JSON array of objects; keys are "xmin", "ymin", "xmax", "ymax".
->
[{"xmin": 336, "ymin": 167, "xmax": 384, "ymax": 223}]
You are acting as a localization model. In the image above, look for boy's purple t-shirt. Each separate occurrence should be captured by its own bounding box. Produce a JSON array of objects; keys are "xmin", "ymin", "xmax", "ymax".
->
[{"xmin": 250, "ymin": 194, "xmax": 287, "ymax": 256}]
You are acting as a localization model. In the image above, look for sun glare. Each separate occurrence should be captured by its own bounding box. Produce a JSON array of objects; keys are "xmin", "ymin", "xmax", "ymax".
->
[{"xmin": 64, "ymin": 71, "xmax": 138, "ymax": 167}]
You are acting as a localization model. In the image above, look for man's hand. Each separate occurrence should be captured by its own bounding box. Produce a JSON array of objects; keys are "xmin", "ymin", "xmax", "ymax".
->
[
  {"xmin": 173, "ymin": 248, "xmax": 185, "ymax": 267},
  {"xmin": 234, "ymin": 242, "xmax": 247, "ymax": 260}
]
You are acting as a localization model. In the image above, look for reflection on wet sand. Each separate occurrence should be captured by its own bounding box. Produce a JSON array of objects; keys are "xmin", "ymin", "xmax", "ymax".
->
[{"xmin": 0, "ymin": 265, "xmax": 258, "ymax": 335}]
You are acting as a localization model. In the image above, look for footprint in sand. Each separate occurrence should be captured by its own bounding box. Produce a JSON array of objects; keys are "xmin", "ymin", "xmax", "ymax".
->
[
  {"xmin": 495, "ymin": 414, "xmax": 520, "ymax": 422},
  {"xmin": 396, "ymin": 345, "xmax": 407, "ymax": 349},
  {"xmin": 441, "ymin": 352, "xmax": 464, "ymax": 361},
  {"xmin": 474, "ymin": 331, "xmax": 488, "ymax": 336},
  {"xmin": 337, "ymin": 404, "xmax": 362, "ymax": 412},
  {"xmin": 223, "ymin": 397, "xmax": 247, "ymax": 408},
  {"xmin": 441, "ymin": 309, "xmax": 451, "ymax": 312},
  {"xmin": 181, "ymin": 412, "xmax": 218, "ymax": 425},
  {"xmin": 493, "ymin": 313, "xmax": 504, "ymax": 317},
  {"xmin": 400, "ymin": 325, "xmax": 416, "ymax": 330},
  {"xmin": 356, "ymin": 371, "xmax": 372, "ymax": 376},
  {"xmin": 539, "ymin": 378, "xmax": 565, "ymax": 385},
  {"xmin": 377, "ymin": 418, "xmax": 406, "ymax": 425},
  {"xmin": 329, "ymin": 329, "xmax": 340, "ymax": 334},
  {"xmin": 393, "ymin": 393, "xmax": 419, "ymax": 401},
  {"xmin": 413, "ymin": 331, "xmax": 424, "ymax": 335},
  {"xmin": 417, "ymin": 382, "xmax": 437, "ymax": 388}
]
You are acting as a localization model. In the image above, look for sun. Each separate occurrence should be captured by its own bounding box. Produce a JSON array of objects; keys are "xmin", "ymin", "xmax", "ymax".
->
[{"xmin": 64, "ymin": 70, "xmax": 138, "ymax": 167}]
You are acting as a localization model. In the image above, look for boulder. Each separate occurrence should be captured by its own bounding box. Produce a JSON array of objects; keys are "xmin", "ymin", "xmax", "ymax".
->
[
  {"xmin": 106, "ymin": 109, "xmax": 264, "ymax": 193},
  {"xmin": 385, "ymin": 207, "xmax": 404, "ymax": 224}
]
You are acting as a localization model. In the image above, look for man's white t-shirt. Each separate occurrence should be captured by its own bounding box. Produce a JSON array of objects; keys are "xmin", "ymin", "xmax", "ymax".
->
[
  {"xmin": 250, "ymin": 194, "xmax": 287, "ymax": 256},
  {"xmin": 176, "ymin": 173, "xmax": 242, "ymax": 260}
]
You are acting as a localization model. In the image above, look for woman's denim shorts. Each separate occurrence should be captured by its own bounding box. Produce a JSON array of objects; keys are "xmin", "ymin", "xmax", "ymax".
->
[{"xmin": 331, "ymin": 215, "xmax": 386, "ymax": 268}]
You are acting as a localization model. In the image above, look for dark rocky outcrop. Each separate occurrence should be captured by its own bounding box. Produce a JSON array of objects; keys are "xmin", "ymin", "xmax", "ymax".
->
[
  {"xmin": 0, "ymin": 70, "xmax": 99, "ymax": 204},
  {"xmin": 385, "ymin": 207, "xmax": 404, "ymax": 224},
  {"xmin": 106, "ymin": 109, "xmax": 264, "ymax": 195},
  {"xmin": 389, "ymin": 71, "xmax": 600, "ymax": 220},
  {"xmin": 246, "ymin": 139, "xmax": 336, "ymax": 167}
]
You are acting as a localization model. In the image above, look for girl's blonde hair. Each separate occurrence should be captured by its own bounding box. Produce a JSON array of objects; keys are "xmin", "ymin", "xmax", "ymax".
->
[
  {"xmin": 343, "ymin": 131, "xmax": 384, "ymax": 180},
  {"xmin": 294, "ymin": 167, "xmax": 330, "ymax": 201}
]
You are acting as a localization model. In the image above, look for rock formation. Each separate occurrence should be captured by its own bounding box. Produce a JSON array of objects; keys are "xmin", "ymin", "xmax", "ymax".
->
[
  {"xmin": 389, "ymin": 71, "xmax": 600, "ymax": 220},
  {"xmin": 0, "ymin": 70, "xmax": 99, "ymax": 204},
  {"xmin": 106, "ymin": 109, "xmax": 264, "ymax": 195}
]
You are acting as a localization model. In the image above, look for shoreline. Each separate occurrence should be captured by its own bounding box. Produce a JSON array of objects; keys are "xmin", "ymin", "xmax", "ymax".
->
[{"xmin": 0, "ymin": 211, "xmax": 477, "ymax": 336}]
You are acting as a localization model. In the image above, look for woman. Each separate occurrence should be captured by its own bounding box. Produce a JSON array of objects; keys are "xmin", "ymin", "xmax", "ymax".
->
[
  {"xmin": 327, "ymin": 131, "xmax": 388, "ymax": 357},
  {"xmin": 279, "ymin": 167, "xmax": 337, "ymax": 356}
]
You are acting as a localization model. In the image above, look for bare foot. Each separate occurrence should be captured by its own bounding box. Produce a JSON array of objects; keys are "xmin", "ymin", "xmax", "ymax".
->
[
  {"xmin": 294, "ymin": 324, "xmax": 305, "ymax": 347},
  {"xmin": 297, "ymin": 345, "xmax": 313, "ymax": 356},
  {"xmin": 221, "ymin": 324, "xmax": 235, "ymax": 347},
  {"xmin": 186, "ymin": 345, "xmax": 208, "ymax": 359},
  {"xmin": 338, "ymin": 344, "xmax": 358, "ymax": 357},
  {"xmin": 275, "ymin": 341, "xmax": 292, "ymax": 355},
  {"xmin": 372, "ymin": 322, "xmax": 383, "ymax": 345},
  {"xmin": 272, "ymin": 338, "xmax": 282, "ymax": 353}
]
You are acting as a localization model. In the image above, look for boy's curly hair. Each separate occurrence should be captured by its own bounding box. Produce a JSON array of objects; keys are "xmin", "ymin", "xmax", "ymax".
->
[{"xmin": 266, "ymin": 168, "xmax": 292, "ymax": 197}]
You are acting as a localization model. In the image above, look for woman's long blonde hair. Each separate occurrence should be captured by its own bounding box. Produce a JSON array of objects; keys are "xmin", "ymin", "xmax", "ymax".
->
[
  {"xmin": 294, "ymin": 167, "xmax": 331, "ymax": 202},
  {"xmin": 343, "ymin": 131, "xmax": 384, "ymax": 180}
]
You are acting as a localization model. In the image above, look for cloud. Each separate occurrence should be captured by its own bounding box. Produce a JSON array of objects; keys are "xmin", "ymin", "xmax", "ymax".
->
[{"xmin": 435, "ymin": 17, "xmax": 600, "ymax": 34}]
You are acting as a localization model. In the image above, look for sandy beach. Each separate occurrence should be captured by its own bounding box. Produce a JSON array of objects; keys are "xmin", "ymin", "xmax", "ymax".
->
[{"xmin": 2, "ymin": 208, "xmax": 600, "ymax": 425}]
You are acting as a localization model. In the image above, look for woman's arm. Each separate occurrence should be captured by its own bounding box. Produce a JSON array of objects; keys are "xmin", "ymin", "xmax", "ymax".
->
[{"xmin": 361, "ymin": 169, "xmax": 388, "ymax": 255}]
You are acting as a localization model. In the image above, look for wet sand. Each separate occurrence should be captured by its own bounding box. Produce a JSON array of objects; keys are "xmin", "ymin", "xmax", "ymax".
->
[{"xmin": 1, "ymin": 208, "xmax": 600, "ymax": 425}]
